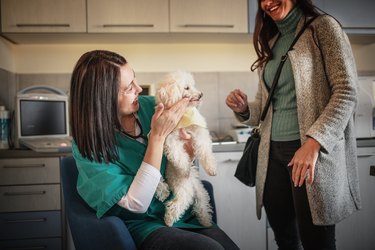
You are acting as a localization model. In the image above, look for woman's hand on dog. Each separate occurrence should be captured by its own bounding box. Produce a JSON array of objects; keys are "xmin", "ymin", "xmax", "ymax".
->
[{"xmin": 150, "ymin": 97, "xmax": 189, "ymax": 141}]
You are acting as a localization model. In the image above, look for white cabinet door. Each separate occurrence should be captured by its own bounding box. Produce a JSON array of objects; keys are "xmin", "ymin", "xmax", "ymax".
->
[
  {"xmin": 200, "ymin": 152, "xmax": 266, "ymax": 250},
  {"xmin": 170, "ymin": 0, "xmax": 248, "ymax": 33},
  {"xmin": 335, "ymin": 150, "xmax": 375, "ymax": 250},
  {"xmin": 87, "ymin": 0, "xmax": 169, "ymax": 33},
  {"xmin": 1, "ymin": 0, "xmax": 86, "ymax": 33}
]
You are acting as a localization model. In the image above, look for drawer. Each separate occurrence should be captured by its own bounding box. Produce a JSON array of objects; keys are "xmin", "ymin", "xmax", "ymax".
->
[
  {"xmin": 0, "ymin": 185, "xmax": 61, "ymax": 212},
  {"xmin": 0, "ymin": 237, "xmax": 62, "ymax": 250},
  {"xmin": 0, "ymin": 211, "xmax": 61, "ymax": 240},
  {"xmin": 0, "ymin": 158, "xmax": 60, "ymax": 185}
]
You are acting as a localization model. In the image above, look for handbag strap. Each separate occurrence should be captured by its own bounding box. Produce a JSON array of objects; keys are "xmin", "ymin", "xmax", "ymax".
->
[{"xmin": 259, "ymin": 15, "xmax": 318, "ymax": 124}]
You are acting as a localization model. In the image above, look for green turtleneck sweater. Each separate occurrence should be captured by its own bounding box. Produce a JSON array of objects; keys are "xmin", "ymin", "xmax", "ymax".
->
[{"xmin": 263, "ymin": 6, "xmax": 302, "ymax": 141}]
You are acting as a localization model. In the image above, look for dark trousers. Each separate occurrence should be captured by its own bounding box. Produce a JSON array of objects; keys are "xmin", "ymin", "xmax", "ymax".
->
[
  {"xmin": 263, "ymin": 140, "xmax": 336, "ymax": 250},
  {"xmin": 140, "ymin": 226, "xmax": 240, "ymax": 250}
]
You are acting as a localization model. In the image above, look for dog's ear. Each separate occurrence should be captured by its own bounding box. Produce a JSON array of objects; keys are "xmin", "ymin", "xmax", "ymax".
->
[{"xmin": 156, "ymin": 83, "xmax": 181, "ymax": 108}]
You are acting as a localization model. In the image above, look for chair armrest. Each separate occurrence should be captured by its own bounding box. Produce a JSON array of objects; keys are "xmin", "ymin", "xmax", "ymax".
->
[{"xmin": 69, "ymin": 213, "xmax": 137, "ymax": 250}]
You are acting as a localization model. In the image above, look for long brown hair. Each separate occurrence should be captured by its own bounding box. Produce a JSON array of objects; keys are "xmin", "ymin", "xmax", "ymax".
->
[
  {"xmin": 251, "ymin": 0, "xmax": 320, "ymax": 71},
  {"xmin": 70, "ymin": 50, "xmax": 126, "ymax": 163}
]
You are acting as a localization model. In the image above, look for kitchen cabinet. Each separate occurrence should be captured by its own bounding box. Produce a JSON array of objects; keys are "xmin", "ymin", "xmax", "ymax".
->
[
  {"xmin": 87, "ymin": 0, "xmax": 169, "ymax": 33},
  {"xmin": 0, "ymin": 156, "xmax": 65, "ymax": 250},
  {"xmin": 314, "ymin": 0, "xmax": 375, "ymax": 33},
  {"xmin": 1, "ymin": 0, "xmax": 86, "ymax": 33},
  {"xmin": 170, "ymin": 0, "xmax": 248, "ymax": 33},
  {"xmin": 199, "ymin": 151, "xmax": 266, "ymax": 250},
  {"xmin": 333, "ymin": 147, "xmax": 375, "ymax": 250}
]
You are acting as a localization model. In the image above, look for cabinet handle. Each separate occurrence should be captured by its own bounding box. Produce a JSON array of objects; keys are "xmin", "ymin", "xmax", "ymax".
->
[
  {"xmin": 3, "ymin": 191, "xmax": 46, "ymax": 196},
  {"xmin": 370, "ymin": 165, "xmax": 375, "ymax": 176},
  {"xmin": 3, "ymin": 164, "xmax": 45, "ymax": 169},
  {"xmin": 181, "ymin": 24, "xmax": 234, "ymax": 28},
  {"xmin": 3, "ymin": 246, "xmax": 47, "ymax": 250},
  {"xmin": 344, "ymin": 27, "xmax": 375, "ymax": 29},
  {"xmin": 16, "ymin": 24, "xmax": 70, "ymax": 28},
  {"xmin": 223, "ymin": 159, "xmax": 239, "ymax": 163},
  {"xmin": 5, "ymin": 218, "xmax": 46, "ymax": 224},
  {"xmin": 102, "ymin": 24, "xmax": 154, "ymax": 28}
]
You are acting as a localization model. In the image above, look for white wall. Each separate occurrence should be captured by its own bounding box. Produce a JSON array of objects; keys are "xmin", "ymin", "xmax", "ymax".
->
[
  {"xmin": 8, "ymin": 42, "xmax": 375, "ymax": 74},
  {"xmin": 13, "ymin": 43, "xmax": 257, "ymax": 74}
]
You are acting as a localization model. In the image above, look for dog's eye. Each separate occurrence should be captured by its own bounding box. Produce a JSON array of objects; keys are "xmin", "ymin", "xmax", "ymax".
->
[{"xmin": 184, "ymin": 86, "xmax": 190, "ymax": 90}]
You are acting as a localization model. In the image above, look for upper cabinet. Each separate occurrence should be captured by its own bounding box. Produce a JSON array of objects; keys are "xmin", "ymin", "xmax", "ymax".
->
[
  {"xmin": 170, "ymin": 0, "xmax": 248, "ymax": 33},
  {"xmin": 1, "ymin": 0, "xmax": 86, "ymax": 33},
  {"xmin": 87, "ymin": 0, "xmax": 169, "ymax": 33},
  {"xmin": 314, "ymin": 0, "xmax": 375, "ymax": 34}
]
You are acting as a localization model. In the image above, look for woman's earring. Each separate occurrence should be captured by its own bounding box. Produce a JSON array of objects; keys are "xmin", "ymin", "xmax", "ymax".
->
[{"xmin": 263, "ymin": 12, "xmax": 266, "ymax": 19}]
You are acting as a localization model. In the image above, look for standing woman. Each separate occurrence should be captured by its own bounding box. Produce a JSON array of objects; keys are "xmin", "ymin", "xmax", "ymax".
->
[{"xmin": 226, "ymin": 0, "xmax": 361, "ymax": 249}]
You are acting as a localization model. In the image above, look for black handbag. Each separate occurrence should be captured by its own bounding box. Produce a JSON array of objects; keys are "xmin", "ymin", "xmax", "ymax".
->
[
  {"xmin": 234, "ymin": 126, "xmax": 260, "ymax": 187},
  {"xmin": 234, "ymin": 16, "xmax": 317, "ymax": 187}
]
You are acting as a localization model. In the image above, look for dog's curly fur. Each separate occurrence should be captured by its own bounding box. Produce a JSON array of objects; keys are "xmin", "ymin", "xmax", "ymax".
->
[{"xmin": 155, "ymin": 71, "xmax": 217, "ymax": 227}]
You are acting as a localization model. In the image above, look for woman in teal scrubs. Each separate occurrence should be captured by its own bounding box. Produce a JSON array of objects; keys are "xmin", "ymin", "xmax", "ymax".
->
[{"xmin": 69, "ymin": 50, "xmax": 239, "ymax": 250}]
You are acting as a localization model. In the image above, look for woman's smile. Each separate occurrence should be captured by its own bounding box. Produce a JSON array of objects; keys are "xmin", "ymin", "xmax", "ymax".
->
[{"xmin": 261, "ymin": 0, "xmax": 295, "ymax": 21}]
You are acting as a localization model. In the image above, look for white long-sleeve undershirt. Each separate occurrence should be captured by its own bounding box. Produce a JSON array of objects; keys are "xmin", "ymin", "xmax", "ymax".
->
[{"xmin": 117, "ymin": 161, "xmax": 161, "ymax": 213}]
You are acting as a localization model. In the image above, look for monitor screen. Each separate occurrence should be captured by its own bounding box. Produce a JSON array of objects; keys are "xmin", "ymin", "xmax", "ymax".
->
[{"xmin": 20, "ymin": 99, "xmax": 67, "ymax": 137}]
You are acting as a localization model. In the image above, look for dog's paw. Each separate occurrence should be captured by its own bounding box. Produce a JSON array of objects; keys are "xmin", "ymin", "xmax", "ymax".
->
[
  {"xmin": 155, "ymin": 180, "xmax": 170, "ymax": 202},
  {"xmin": 207, "ymin": 168, "xmax": 217, "ymax": 176},
  {"xmin": 196, "ymin": 210, "xmax": 213, "ymax": 227},
  {"xmin": 164, "ymin": 215, "xmax": 174, "ymax": 227},
  {"xmin": 199, "ymin": 218, "xmax": 213, "ymax": 227}
]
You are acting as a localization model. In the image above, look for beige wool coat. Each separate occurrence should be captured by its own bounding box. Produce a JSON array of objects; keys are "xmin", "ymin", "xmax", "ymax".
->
[{"xmin": 239, "ymin": 14, "xmax": 361, "ymax": 225}]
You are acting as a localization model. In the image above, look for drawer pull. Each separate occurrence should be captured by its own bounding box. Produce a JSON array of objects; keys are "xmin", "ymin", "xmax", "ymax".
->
[
  {"xmin": 3, "ymin": 164, "xmax": 45, "ymax": 169},
  {"xmin": 103, "ymin": 24, "xmax": 154, "ymax": 28},
  {"xmin": 3, "ymin": 191, "xmax": 46, "ymax": 196},
  {"xmin": 5, "ymin": 218, "xmax": 46, "ymax": 223},
  {"xmin": 370, "ymin": 165, "xmax": 375, "ymax": 176},
  {"xmin": 3, "ymin": 246, "xmax": 47, "ymax": 250},
  {"xmin": 223, "ymin": 159, "xmax": 239, "ymax": 163},
  {"xmin": 16, "ymin": 23, "xmax": 70, "ymax": 28},
  {"xmin": 181, "ymin": 24, "xmax": 235, "ymax": 28}
]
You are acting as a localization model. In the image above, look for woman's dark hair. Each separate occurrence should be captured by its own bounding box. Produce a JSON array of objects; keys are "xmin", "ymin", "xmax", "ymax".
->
[
  {"xmin": 251, "ymin": 0, "xmax": 320, "ymax": 71},
  {"xmin": 70, "ymin": 50, "xmax": 127, "ymax": 163}
]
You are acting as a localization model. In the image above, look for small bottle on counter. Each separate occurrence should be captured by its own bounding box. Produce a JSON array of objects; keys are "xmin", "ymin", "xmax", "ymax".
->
[{"xmin": 0, "ymin": 105, "xmax": 10, "ymax": 149}]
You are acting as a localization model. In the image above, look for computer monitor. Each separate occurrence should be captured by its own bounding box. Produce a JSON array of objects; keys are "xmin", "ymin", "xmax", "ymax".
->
[{"xmin": 16, "ymin": 93, "xmax": 70, "ymax": 141}]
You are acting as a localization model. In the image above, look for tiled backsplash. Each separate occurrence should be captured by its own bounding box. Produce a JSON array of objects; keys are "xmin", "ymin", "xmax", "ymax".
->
[{"xmin": 0, "ymin": 70, "xmax": 259, "ymax": 137}]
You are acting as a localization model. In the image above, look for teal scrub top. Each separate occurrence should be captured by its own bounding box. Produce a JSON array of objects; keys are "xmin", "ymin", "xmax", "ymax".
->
[{"xmin": 72, "ymin": 96, "xmax": 206, "ymax": 247}]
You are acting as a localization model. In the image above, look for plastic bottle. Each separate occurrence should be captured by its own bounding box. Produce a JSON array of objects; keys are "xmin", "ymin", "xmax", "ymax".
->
[{"xmin": 0, "ymin": 106, "xmax": 10, "ymax": 149}]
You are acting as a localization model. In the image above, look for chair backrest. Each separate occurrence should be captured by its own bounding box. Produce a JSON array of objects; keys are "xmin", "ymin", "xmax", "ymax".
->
[{"xmin": 60, "ymin": 156, "xmax": 136, "ymax": 250}]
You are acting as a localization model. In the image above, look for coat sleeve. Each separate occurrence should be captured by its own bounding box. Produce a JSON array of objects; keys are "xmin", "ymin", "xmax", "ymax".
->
[
  {"xmin": 73, "ymin": 145, "xmax": 135, "ymax": 218},
  {"xmin": 306, "ymin": 15, "xmax": 358, "ymax": 153}
]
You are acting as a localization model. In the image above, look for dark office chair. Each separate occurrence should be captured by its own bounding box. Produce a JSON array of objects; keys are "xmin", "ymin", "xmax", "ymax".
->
[{"xmin": 60, "ymin": 156, "xmax": 217, "ymax": 250}]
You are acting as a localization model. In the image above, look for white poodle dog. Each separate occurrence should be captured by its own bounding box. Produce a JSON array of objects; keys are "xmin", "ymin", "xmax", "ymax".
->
[{"xmin": 155, "ymin": 71, "xmax": 217, "ymax": 227}]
